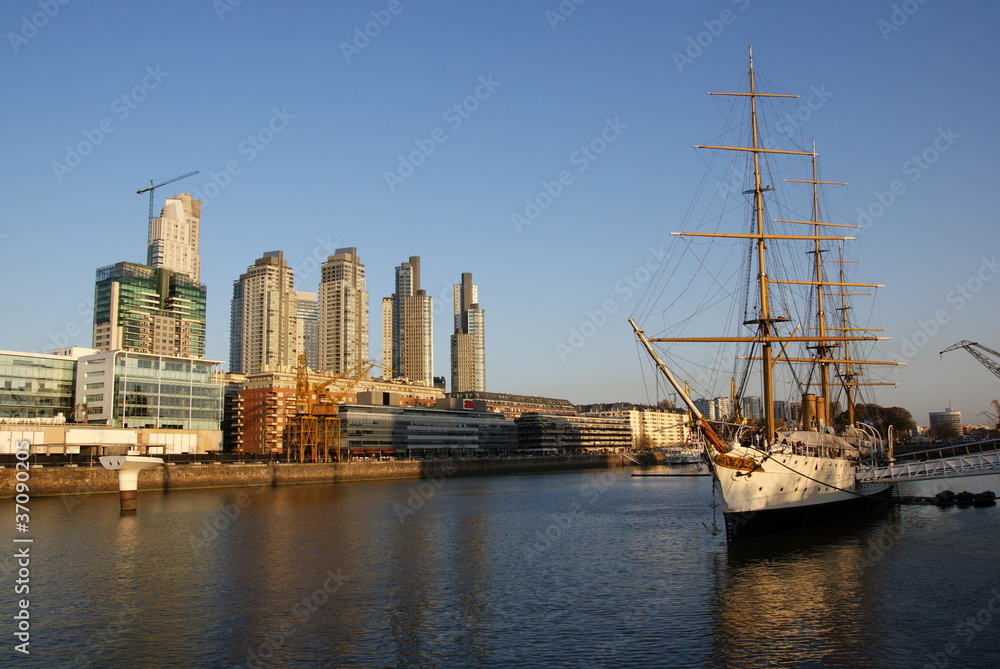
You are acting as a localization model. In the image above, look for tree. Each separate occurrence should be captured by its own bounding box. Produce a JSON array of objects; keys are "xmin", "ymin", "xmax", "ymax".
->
[
  {"xmin": 927, "ymin": 423, "xmax": 960, "ymax": 441},
  {"xmin": 833, "ymin": 404, "xmax": 917, "ymax": 440}
]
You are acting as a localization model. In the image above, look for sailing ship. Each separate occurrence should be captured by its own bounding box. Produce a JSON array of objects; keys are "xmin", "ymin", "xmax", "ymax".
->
[{"xmin": 631, "ymin": 48, "xmax": 899, "ymax": 543}]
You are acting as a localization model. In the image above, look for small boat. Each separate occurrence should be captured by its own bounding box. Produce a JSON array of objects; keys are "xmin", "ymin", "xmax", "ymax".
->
[
  {"xmin": 935, "ymin": 490, "xmax": 956, "ymax": 507},
  {"xmin": 973, "ymin": 491, "xmax": 996, "ymax": 507},
  {"xmin": 955, "ymin": 491, "xmax": 975, "ymax": 507}
]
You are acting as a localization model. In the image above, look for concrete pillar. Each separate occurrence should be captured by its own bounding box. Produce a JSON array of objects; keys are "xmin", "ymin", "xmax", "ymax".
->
[{"xmin": 99, "ymin": 456, "xmax": 164, "ymax": 513}]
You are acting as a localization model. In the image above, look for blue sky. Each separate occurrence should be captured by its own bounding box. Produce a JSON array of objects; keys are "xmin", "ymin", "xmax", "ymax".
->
[{"xmin": 2, "ymin": 0, "xmax": 998, "ymax": 428}]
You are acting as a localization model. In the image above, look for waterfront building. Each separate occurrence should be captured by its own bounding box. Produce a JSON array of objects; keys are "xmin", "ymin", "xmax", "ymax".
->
[
  {"xmin": 75, "ymin": 350, "xmax": 223, "ymax": 431},
  {"xmin": 295, "ymin": 292, "xmax": 319, "ymax": 372},
  {"xmin": 515, "ymin": 413, "xmax": 632, "ymax": 454},
  {"xmin": 216, "ymin": 371, "xmax": 246, "ymax": 453},
  {"xmin": 318, "ymin": 248, "xmax": 369, "ymax": 375},
  {"xmin": 92, "ymin": 262, "xmax": 207, "ymax": 358},
  {"xmin": 449, "ymin": 391, "xmax": 575, "ymax": 420},
  {"xmin": 586, "ymin": 406, "xmax": 690, "ymax": 449},
  {"xmin": 929, "ymin": 406, "xmax": 963, "ymax": 432},
  {"xmin": 450, "ymin": 272, "xmax": 486, "ymax": 393},
  {"xmin": 693, "ymin": 397, "xmax": 732, "ymax": 422},
  {"xmin": 386, "ymin": 256, "xmax": 433, "ymax": 386},
  {"xmin": 147, "ymin": 193, "xmax": 201, "ymax": 282},
  {"xmin": 229, "ymin": 251, "xmax": 297, "ymax": 375},
  {"xmin": 235, "ymin": 369, "xmax": 444, "ymax": 454},
  {"xmin": 0, "ymin": 350, "xmax": 81, "ymax": 421},
  {"xmin": 338, "ymin": 402, "xmax": 516, "ymax": 458}
]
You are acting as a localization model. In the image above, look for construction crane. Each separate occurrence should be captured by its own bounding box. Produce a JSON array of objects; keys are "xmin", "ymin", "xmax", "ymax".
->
[
  {"xmin": 940, "ymin": 341, "xmax": 1000, "ymax": 381},
  {"xmin": 286, "ymin": 356, "xmax": 381, "ymax": 463},
  {"xmin": 136, "ymin": 170, "xmax": 199, "ymax": 231},
  {"xmin": 979, "ymin": 399, "xmax": 1000, "ymax": 432}
]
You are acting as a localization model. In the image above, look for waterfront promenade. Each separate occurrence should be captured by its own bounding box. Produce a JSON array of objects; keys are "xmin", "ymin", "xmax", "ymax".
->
[{"xmin": 0, "ymin": 454, "xmax": 624, "ymax": 499}]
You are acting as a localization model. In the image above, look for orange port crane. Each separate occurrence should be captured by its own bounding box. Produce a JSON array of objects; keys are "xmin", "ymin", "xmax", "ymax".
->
[{"xmin": 286, "ymin": 356, "xmax": 380, "ymax": 463}]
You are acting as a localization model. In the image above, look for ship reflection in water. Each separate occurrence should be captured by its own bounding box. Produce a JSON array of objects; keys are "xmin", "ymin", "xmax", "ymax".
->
[{"xmin": 25, "ymin": 469, "xmax": 1000, "ymax": 668}]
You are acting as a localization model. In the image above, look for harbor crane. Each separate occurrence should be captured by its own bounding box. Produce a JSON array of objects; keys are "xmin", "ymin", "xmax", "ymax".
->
[
  {"xmin": 939, "ymin": 340, "xmax": 1000, "ymax": 382},
  {"xmin": 285, "ymin": 355, "xmax": 387, "ymax": 463},
  {"xmin": 136, "ymin": 170, "xmax": 199, "ymax": 231}
]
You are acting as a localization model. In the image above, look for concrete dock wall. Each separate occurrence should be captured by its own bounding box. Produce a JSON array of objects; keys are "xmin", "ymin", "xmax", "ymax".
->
[{"xmin": 0, "ymin": 455, "xmax": 625, "ymax": 498}]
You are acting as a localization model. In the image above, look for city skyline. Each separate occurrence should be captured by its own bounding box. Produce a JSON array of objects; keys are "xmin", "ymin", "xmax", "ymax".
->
[{"xmin": 3, "ymin": 2, "xmax": 1000, "ymax": 426}]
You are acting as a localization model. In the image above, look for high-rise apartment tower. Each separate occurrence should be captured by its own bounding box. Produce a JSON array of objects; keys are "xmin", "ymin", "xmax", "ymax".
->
[
  {"xmin": 318, "ymin": 247, "xmax": 369, "ymax": 375},
  {"xmin": 229, "ymin": 251, "xmax": 297, "ymax": 375},
  {"xmin": 450, "ymin": 272, "xmax": 486, "ymax": 393},
  {"xmin": 147, "ymin": 193, "xmax": 201, "ymax": 282},
  {"xmin": 296, "ymin": 291, "xmax": 319, "ymax": 372},
  {"xmin": 385, "ymin": 256, "xmax": 433, "ymax": 386}
]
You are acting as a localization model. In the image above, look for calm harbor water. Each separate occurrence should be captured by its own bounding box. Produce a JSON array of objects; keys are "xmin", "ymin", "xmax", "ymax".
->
[{"xmin": 11, "ymin": 466, "xmax": 1000, "ymax": 668}]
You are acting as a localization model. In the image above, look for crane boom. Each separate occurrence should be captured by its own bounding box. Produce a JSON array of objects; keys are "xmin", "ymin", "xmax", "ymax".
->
[
  {"xmin": 940, "ymin": 340, "xmax": 1000, "ymax": 382},
  {"xmin": 137, "ymin": 170, "xmax": 199, "ymax": 232}
]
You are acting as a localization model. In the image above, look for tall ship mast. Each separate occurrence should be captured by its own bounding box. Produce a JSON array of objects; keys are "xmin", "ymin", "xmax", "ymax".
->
[{"xmin": 630, "ymin": 48, "xmax": 900, "ymax": 542}]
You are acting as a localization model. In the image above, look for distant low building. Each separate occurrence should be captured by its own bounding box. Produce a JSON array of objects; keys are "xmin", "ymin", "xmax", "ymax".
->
[
  {"xmin": 339, "ymin": 402, "xmax": 516, "ymax": 458},
  {"xmin": 584, "ymin": 406, "xmax": 690, "ymax": 449},
  {"xmin": 515, "ymin": 413, "xmax": 631, "ymax": 454},
  {"xmin": 450, "ymin": 391, "xmax": 575, "ymax": 420}
]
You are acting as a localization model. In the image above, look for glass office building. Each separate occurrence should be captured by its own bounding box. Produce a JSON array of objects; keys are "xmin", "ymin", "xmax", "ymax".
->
[
  {"xmin": 77, "ymin": 351, "xmax": 223, "ymax": 430},
  {"xmin": 0, "ymin": 351, "xmax": 76, "ymax": 420},
  {"xmin": 93, "ymin": 262, "xmax": 207, "ymax": 358}
]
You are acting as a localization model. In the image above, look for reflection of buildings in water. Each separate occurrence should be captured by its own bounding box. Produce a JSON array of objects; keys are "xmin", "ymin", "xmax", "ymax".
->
[
  {"xmin": 193, "ymin": 484, "xmax": 363, "ymax": 661},
  {"xmin": 707, "ymin": 515, "xmax": 902, "ymax": 668},
  {"xmin": 384, "ymin": 483, "xmax": 493, "ymax": 666},
  {"xmin": 450, "ymin": 510, "xmax": 491, "ymax": 661}
]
